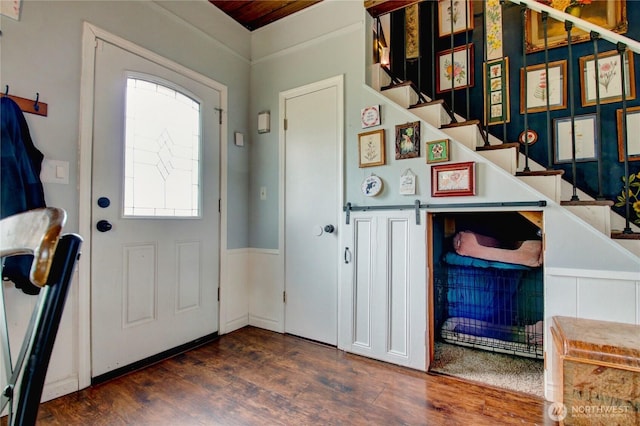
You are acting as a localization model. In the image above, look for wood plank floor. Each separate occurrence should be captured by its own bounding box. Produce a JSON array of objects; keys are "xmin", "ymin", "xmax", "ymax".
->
[{"xmin": 36, "ymin": 326, "xmax": 553, "ymax": 425}]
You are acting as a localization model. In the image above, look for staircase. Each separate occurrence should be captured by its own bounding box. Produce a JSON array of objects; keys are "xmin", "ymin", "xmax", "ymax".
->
[{"xmin": 372, "ymin": 63, "xmax": 640, "ymax": 258}]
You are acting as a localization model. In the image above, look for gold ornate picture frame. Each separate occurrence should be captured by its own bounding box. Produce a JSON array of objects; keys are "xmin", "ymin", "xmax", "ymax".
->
[{"xmin": 525, "ymin": 0, "xmax": 627, "ymax": 53}]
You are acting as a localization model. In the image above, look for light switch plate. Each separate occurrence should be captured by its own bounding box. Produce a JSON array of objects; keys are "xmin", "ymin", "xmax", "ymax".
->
[
  {"xmin": 41, "ymin": 159, "xmax": 69, "ymax": 184},
  {"xmin": 234, "ymin": 132, "xmax": 244, "ymax": 147}
]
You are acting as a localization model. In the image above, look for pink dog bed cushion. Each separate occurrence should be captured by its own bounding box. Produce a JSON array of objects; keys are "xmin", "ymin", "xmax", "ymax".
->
[{"xmin": 453, "ymin": 231, "xmax": 542, "ymax": 267}]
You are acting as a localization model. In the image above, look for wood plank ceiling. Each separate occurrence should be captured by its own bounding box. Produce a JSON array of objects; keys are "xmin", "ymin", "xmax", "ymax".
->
[{"xmin": 208, "ymin": 0, "xmax": 421, "ymax": 31}]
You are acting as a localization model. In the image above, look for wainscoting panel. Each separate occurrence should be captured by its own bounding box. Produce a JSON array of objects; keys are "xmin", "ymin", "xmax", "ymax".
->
[
  {"xmin": 248, "ymin": 248, "xmax": 283, "ymax": 332},
  {"xmin": 221, "ymin": 248, "xmax": 250, "ymax": 333},
  {"xmin": 0, "ymin": 272, "xmax": 80, "ymax": 405},
  {"xmin": 544, "ymin": 269, "xmax": 640, "ymax": 402},
  {"xmin": 340, "ymin": 210, "xmax": 426, "ymax": 371}
]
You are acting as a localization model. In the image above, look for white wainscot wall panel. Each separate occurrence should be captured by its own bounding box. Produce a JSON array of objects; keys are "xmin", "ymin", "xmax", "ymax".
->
[
  {"xmin": 340, "ymin": 211, "xmax": 426, "ymax": 371},
  {"xmin": 543, "ymin": 270, "xmax": 640, "ymax": 403},
  {"xmin": 248, "ymin": 249, "xmax": 283, "ymax": 332},
  {"xmin": 221, "ymin": 248, "xmax": 250, "ymax": 333},
  {"xmin": 0, "ymin": 272, "xmax": 80, "ymax": 406}
]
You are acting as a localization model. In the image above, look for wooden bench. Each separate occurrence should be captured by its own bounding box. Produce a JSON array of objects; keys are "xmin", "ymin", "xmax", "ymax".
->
[{"xmin": 551, "ymin": 316, "xmax": 640, "ymax": 425}]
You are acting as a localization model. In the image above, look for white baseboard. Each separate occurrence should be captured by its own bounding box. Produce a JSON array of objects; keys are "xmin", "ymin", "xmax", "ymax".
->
[
  {"xmin": 225, "ymin": 314, "xmax": 249, "ymax": 333},
  {"xmin": 249, "ymin": 314, "xmax": 282, "ymax": 333},
  {"xmin": 42, "ymin": 375, "xmax": 79, "ymax": 403}
]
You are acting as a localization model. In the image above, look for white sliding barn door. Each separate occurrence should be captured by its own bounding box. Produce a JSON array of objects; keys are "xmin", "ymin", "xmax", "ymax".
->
[{"xmin": 340, "ymin": 210, "xmax": 427, "ymax": 371}]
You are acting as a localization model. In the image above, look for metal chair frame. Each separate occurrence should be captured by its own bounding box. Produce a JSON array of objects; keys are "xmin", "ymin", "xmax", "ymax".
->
[{"xmin": 0, "ymin": 208, "xmax": 82, "ymax": 425}]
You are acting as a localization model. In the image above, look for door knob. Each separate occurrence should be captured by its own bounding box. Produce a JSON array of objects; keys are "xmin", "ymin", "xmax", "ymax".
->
[
  {"xmin": 324, "ymin": 224, "xmax": 335, "ymax": 233},
  {"xmin": 96, "ymin": 220, "xmax": 113, "ymax": 232}
]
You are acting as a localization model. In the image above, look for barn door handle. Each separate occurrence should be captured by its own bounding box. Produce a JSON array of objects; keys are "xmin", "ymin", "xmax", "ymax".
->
[{"xmin": 344, "ymin": 247, "xmax": 351, "ymax": 264}]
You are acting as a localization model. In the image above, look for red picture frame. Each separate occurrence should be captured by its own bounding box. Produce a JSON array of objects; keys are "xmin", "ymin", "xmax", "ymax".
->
[{"xmin": 431, "ymin": 161, "xmax": 475, "ymax": 197}]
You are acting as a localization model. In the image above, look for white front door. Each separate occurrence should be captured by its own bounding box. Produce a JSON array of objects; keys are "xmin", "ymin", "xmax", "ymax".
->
[
  {"xmin": 90, "ymin": 39, "xmax": 220, "ymax": 378},
  {"xmin": 282, "ymin": 77, "xmax": 343, "ymax": 345}
]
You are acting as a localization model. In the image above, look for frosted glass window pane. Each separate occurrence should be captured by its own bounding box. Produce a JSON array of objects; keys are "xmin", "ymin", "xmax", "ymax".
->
[{"xmin": 124, "ymin": 77, "xmax": 201, "ymax": 217}]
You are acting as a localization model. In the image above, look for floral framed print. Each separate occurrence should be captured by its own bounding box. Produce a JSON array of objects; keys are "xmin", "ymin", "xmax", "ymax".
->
[
  {"xmin": 405, "ymin": 3, "xmax": 420, "ymax": 59},
  {"xmin": 436, "ymin": 44, "xmax": 474, "ymax": 93},
  {"xmin": 426, "ymin": 139, "xmax": 450, "ymax": 163},
  {"xmin": 520, "ymin": 60, "xmax": 567, "ymax": 114},
  {"xmin": 358, "ymin": 129, "xmax": 385, "ymax": 168},
  {"xmin": 484, "ymin": 57, "xmax": 510, "ymax": 126},
  {"xmin": 431, "ymin": 161, "xmax": 475, "ymax": 197},
  {"xmin": 580, "ymin": 50, "xmax": 636, "ymax": 107},
  {"xmin": 395, "ymin": 122, "xmax": 420, "ymax": 159},
  {"xmin": 438, "ymin": 0, "xmax": 473, "ymax": 38},
  {"xmin": 553, "ymin": 114, "xmax": 598, "ymax": 164},
  {"xmin": 616, "ymin": 106, "xmax": 640, "ymax": 162}
]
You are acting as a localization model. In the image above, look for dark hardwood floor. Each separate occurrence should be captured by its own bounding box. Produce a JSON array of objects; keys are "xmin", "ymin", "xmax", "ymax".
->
[{"xmin": 36, "ymin": 326, "xmax": 553, "ymax": 425}]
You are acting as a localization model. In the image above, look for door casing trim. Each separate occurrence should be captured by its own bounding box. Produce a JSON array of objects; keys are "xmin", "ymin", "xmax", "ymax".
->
[{"xmin": 78, "ymin": 22, "xmax": 228, "ymax": 388}]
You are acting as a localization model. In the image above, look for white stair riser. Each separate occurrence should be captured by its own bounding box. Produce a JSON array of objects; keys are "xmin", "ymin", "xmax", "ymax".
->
[
  {"xmin": 479, "ymin": 148, "xmax": 518, "ymax": 175},
  {"xmin": 615, "ymin": 239, "xmax": 640, "ymax": 257},
  {"xmin": 382, "ymin": 86, "xmax": 418, "ymax": 109},
  {"xmin": 441, "ymin": 126, "xmax": 482, "ymax": 150},
  {"xmin": 517, "ymin": 175, "xmax": 563, "ymax": 203},
  {"xmin": 564, "ymin": 205, "xmax": 612, "ymax": 235},
  {"xmin": 410, "ymin": 103, "xmax": 451, "ymax": 128},
  {"xmin": 371, "ymin": 64, "xmax": 392, "ymax": 91}
]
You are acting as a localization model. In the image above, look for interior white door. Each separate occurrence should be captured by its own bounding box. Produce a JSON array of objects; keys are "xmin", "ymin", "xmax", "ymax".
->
[
  {"xmin": 90, "ymin": 39, "xmax": 220, "ymax": 378},
  {"xmin": 283, "ymin": 79, "xmax": 341, "ymax": 345}
]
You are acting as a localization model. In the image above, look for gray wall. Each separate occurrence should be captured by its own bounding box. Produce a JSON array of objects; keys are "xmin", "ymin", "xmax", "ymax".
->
[
  {"xmin": 0, "ymin": 0, "xmax": 251, "ymax": 249},
  {"xmin": 249, "ymin": 1, "xmax": 367, "ymax": 249}
]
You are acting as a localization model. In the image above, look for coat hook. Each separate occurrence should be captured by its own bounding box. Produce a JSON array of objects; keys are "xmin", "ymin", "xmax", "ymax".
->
[
  {"xmin": 34, "ymin": 93, "xmax": 40, "ymax": 111},
  {"xmin": 4, "ymin": 85, "xmax": 8, "ymax": 96}
]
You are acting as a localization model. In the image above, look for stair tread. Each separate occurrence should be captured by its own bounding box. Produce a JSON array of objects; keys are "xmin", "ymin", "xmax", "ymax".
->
[
  {"xmin": 561, "ymin": 200, "xmax": 614, "ymax": 207},
  {"xmin": 516, "ymin": 169, "xmax": 565, "ymax": 177},
  {"xmin": 611, "ymin": 231, "xmax": 640, "ymax": 240},
  {"xmin": 476, "ymin": 143, "xmax": 519, "ymax": 151},
  {"xmin": 441, "ymin": 119, "xmax": 480, "ymax": 129},
  {"xmin": 409, "ymin": 99, "xmax": 444, "ymax": 109},
  {"xmin": 381, "ymin": 81, "xmax": 413, "ymax": 91}
]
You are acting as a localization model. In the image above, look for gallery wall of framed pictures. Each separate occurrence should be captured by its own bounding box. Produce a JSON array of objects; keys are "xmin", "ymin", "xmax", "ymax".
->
[{"xmin": 355, "ymin": 100, "xmax": 476, "ymax": 199}]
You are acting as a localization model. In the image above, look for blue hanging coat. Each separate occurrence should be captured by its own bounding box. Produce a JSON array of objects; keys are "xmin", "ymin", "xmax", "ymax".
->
[{"xmin": 1, "ymin": 96, "xmax": 46, "ymax": 294}]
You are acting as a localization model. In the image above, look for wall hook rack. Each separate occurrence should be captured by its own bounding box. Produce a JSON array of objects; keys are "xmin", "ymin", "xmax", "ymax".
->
[{"xmin": 0, "ymin": 88, "xmax": 48, "ymax": 116}]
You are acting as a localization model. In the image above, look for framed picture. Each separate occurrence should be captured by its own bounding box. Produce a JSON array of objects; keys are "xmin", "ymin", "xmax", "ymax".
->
[
  {"xmin": 484, "ymin": 57, "xmax": 510, "ymax": 126},
  {"xmin": 520, "ymin": 60, "xmax": 567, "ymax": 114},
  {"xmin": 525, "ymin": 0, "xmax": 627, "ymax": 53},
  {"xmin": 580, "ymin": 50, "xmax": 636, "ymax": 107},
  {"xmin": 426, "ymin": 139, "xmax": 450, "ymax": 163},
  {"xmin": 438, "ymin": 0, "xmax": 473, "ymax": 38},
  {"xmin": 358, "ymin": 129, "xmax": 385, "ymax": 167},
  {"xmin": 553, "ymin": 114, "xmax": 598, "ymax": 164},
  {"xmin": 361, "ymin": 105, "xmax": 381, "ymax": 128},
  {"xmin": 519, "ymin": 129, "xmax": 539, "ymax": 146},
  {"xmin": 395, "ymin": 121, "xmax": 420, "ymax": 159},
  {"xmin": 616, "ymin": 106, "xmax": 640, "ymax": 162},
  {"xmin": 405, "ymin": 3, "xmax": 420, "ymax": 59},
  {"xmin": 436, "ymin": 44, "xmax": 474, "ymax": 93},
  {"xmin": 431, "ymin": 161, "xmax": 475, "ymax": 197}
]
